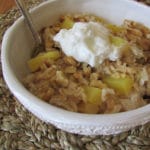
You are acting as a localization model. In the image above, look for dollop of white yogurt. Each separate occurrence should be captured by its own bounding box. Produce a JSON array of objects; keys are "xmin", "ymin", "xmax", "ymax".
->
[{"xmin": 54, "ymin": 22, "xmax": 122, "ymax": 67}]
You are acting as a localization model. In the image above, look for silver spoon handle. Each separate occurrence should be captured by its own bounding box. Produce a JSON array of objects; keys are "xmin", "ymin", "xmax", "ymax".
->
[{"xmin": 15, "ymin": 0, "xmax": 42, "ymax": 46}]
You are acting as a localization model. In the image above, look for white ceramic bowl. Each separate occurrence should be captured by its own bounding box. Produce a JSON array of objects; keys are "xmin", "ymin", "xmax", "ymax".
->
[{"xmin": 1, "ymin": 0, "xmax": 150, "ymax": 135}]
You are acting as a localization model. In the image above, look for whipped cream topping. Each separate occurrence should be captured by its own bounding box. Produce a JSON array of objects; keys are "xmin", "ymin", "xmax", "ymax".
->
[{"xmin": 54, "ymin": 22, "xmax": 122, "ymax": 67}]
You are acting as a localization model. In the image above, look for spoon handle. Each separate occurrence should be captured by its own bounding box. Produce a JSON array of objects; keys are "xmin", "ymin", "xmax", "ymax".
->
[{"xmin": 15, "ymin": 0, "xmax": 42, "ymax": 46}]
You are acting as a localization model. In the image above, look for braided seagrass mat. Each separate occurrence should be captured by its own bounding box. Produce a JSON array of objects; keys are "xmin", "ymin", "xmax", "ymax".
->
[{"xmin": 0, "ymin": 0, "xmax": 150, "ymax": 149}]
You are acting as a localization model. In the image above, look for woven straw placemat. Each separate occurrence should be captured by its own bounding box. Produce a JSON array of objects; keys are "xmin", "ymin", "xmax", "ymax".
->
[{"xmin": 0, "ymin": 0, "xmax": 150, "ymax": 149}]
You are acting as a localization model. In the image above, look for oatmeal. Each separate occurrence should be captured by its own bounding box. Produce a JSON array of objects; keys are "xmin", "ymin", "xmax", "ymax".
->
[{"xmin": 24, "ymin": 14, "xmax": 150, "ymax": 114}]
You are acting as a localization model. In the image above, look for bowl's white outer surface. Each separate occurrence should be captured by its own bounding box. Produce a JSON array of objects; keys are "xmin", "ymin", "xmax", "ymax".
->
[{"xmin": 1, "ymin": 0, "xmax": 150, "ymax": 135}]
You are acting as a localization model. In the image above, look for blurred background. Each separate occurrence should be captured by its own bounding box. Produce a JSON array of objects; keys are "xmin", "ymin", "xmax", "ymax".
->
[{"xmin": 0, "ymin": 0, "xmax": 15, "ymax": 14}]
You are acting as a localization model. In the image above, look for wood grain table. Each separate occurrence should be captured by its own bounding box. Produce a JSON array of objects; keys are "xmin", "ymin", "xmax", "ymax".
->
[{"xmin": 0, "ymin": 0, "xmax": 15, "ymax": 14}]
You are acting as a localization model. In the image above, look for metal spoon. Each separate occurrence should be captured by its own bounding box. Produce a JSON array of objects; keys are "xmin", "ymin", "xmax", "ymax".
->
[{"xmin": 15, "ymin": 0, "xmax": 44, "ymax": 57}]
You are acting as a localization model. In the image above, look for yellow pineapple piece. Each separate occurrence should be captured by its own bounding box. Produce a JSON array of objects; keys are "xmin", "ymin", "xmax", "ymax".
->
[
  {"xmin": 61, "ymin": 17, "xmax": 74, "ymax": 29},
  {"xmin": 84, "ymin": 86, "xmax": 102, "ymax": 105},
  {"xmin": 103, "ymin": 75, "xmax": 133, "ymax": 95},
  {"xmin": 110, "ymin": 36, "xmax": 126, "ymax": 47},
  {"xmin": 28, "ymin": 51, "xmax": 60, "ymax": 72}
]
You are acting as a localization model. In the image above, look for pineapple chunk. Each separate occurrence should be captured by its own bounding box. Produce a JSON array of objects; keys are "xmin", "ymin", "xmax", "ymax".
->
[
  {"xmin": 28, "ymin": 51, "xmax": 60, "ymax": 72},
  {"xmin": 78, "ymin": 102, "xmax": 99, "ymax": 114},
  {"xmin": 61, "ymin": 17, "xmax": 74, "ymax": 29},
  {"xmin": 84, "ymin": 86, "xmax": 102, "ymax": 105},
  {"xmin": 103, "ymin": 75, "xmax": 133, "ymax": 95},
  {"xmin": 110, "ymin": 36, "xmax": 126, "ymax": 47}
]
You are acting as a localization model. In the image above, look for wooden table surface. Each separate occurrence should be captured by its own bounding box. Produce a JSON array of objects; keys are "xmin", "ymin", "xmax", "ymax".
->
[{"xmin": 0, "ymin": 0, "xmax": 15, "ymax": 14}]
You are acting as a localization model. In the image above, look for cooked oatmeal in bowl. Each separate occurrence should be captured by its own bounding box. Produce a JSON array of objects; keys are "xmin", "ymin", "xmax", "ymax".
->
[
  {"xmin": 2, "ymin": 0, "xmax": 150, "ymax": 135},
  {"xmin": 24, "ymin": 14, "xmax": 150, "ymax": 114}
]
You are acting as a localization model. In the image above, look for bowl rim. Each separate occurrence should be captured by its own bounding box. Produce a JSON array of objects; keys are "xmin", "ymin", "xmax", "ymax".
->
[{"xmin": 1, "ymin": 0, "xmax": 150, "ymax": 134}]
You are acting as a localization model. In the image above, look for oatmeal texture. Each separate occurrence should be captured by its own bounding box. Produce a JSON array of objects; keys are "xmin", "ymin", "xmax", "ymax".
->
[{"xmin": 24, "ymin": 14, "xmax": 150, "ymax": 114}]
